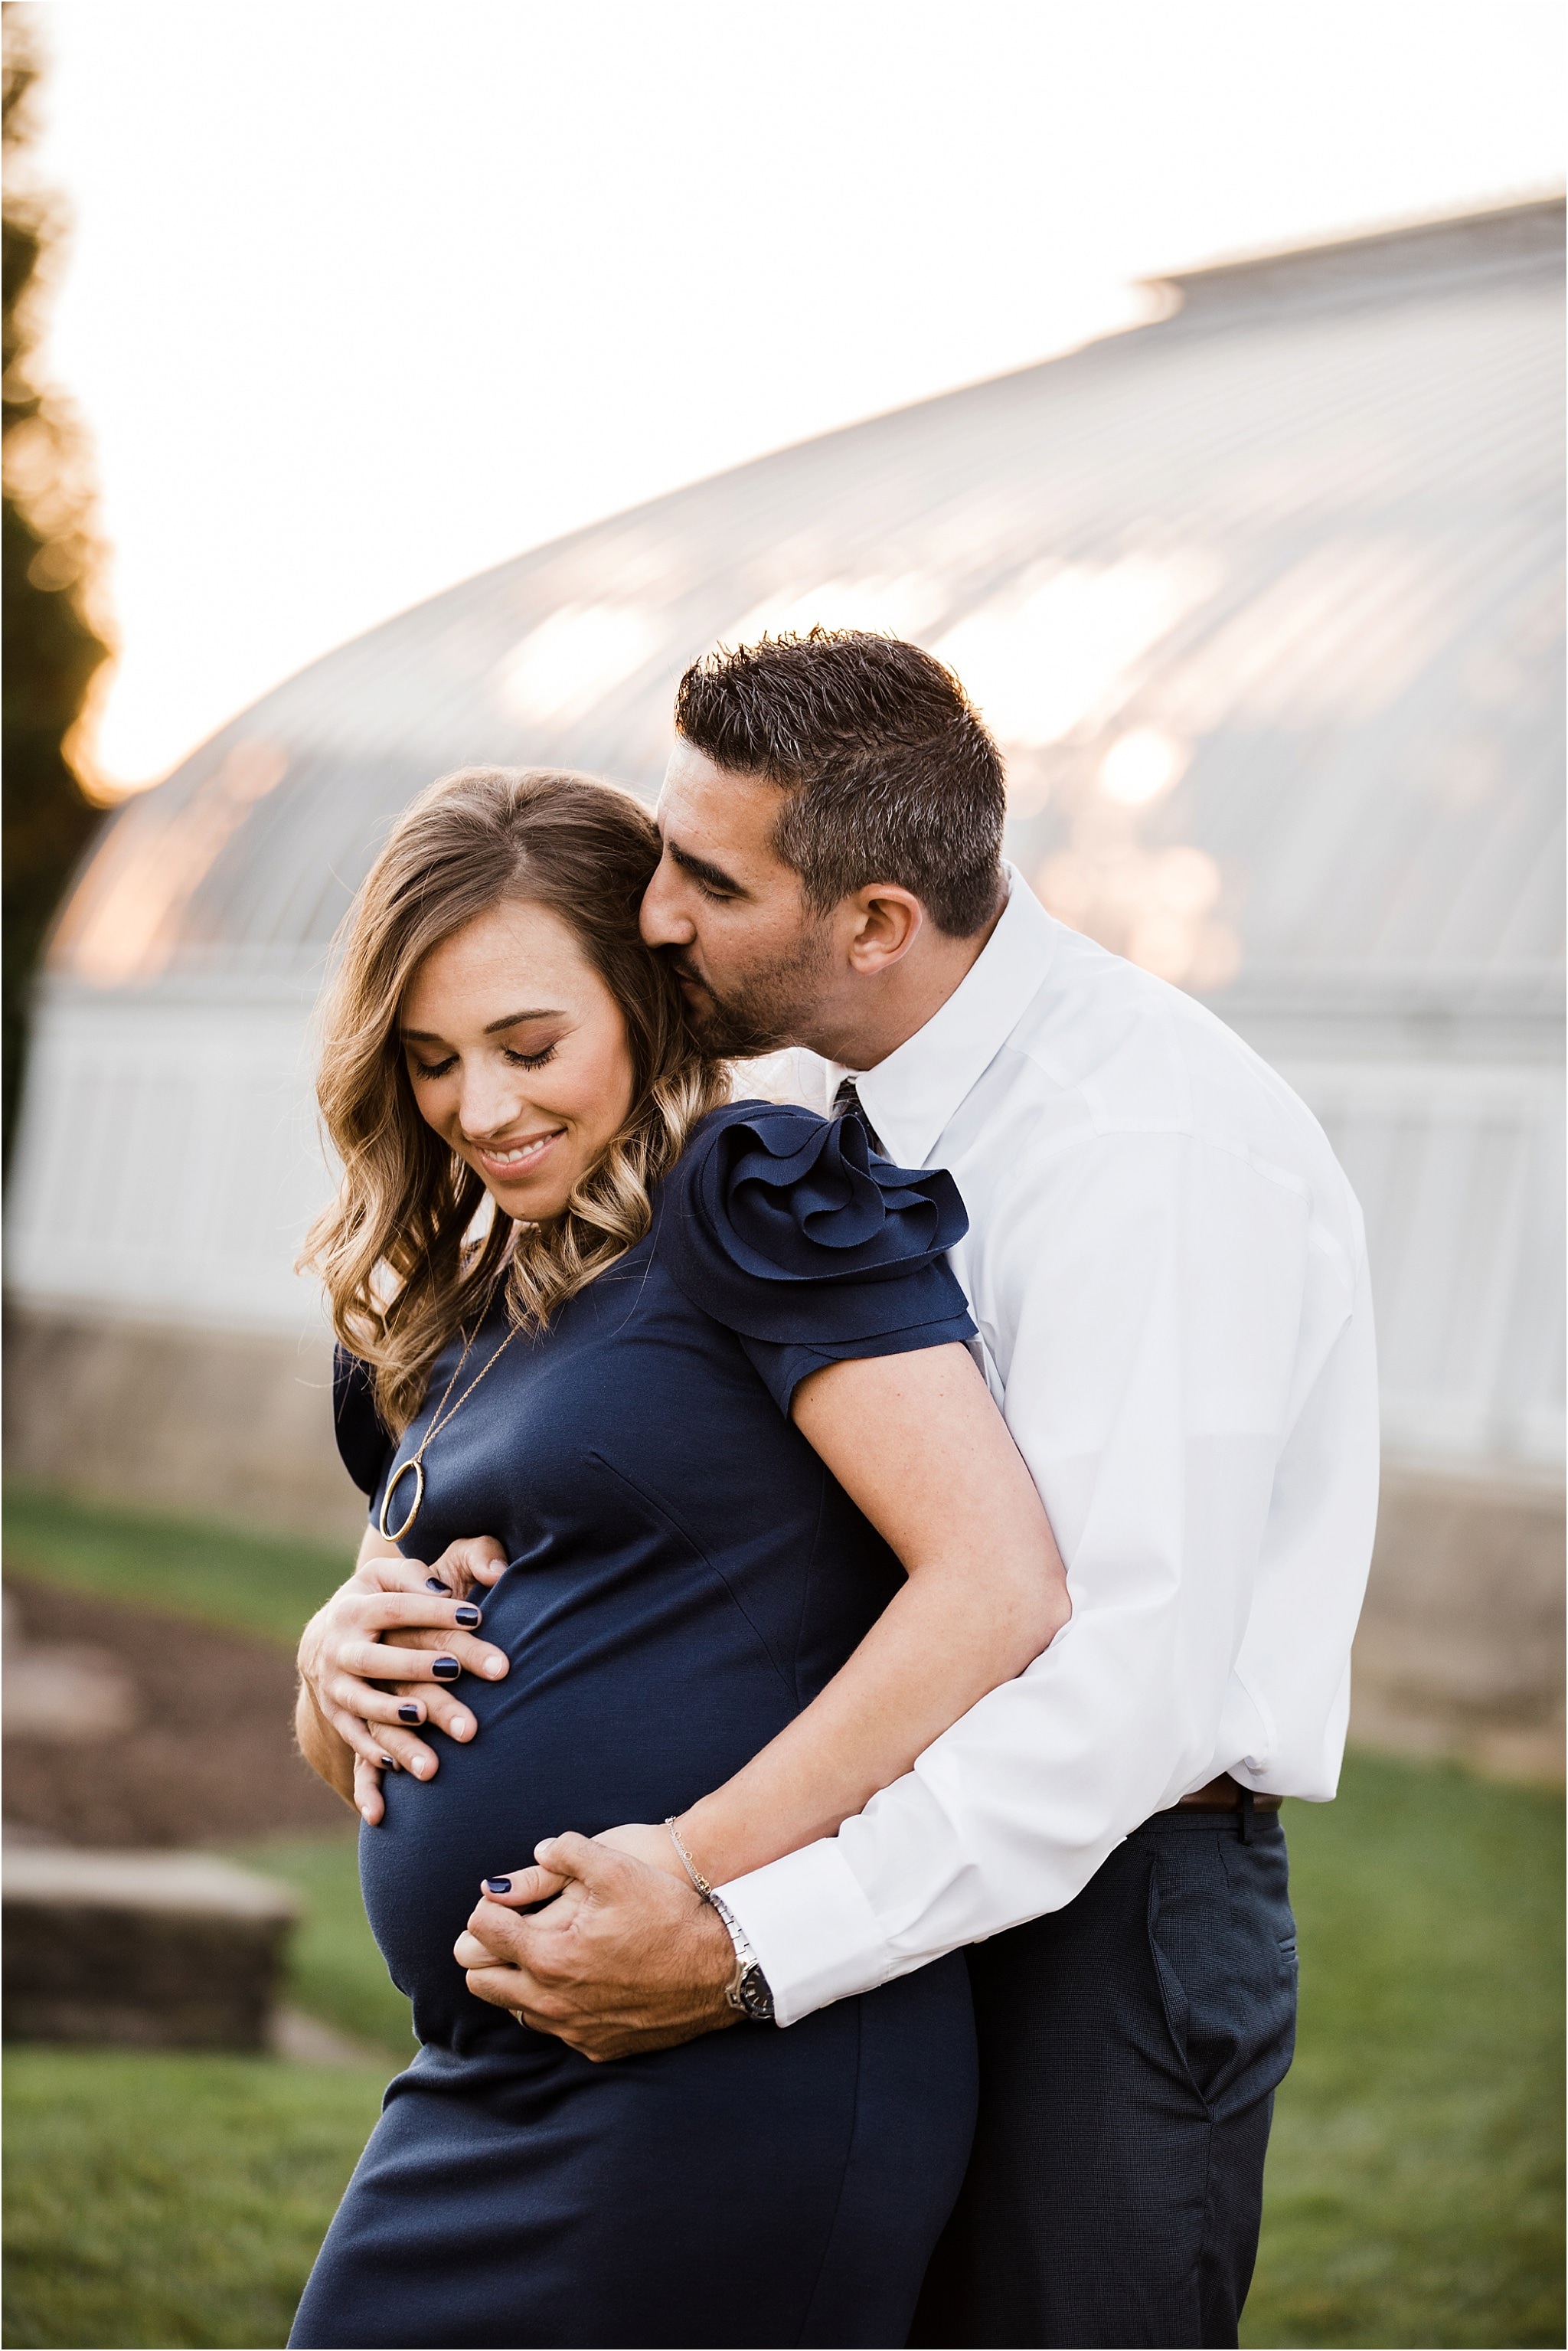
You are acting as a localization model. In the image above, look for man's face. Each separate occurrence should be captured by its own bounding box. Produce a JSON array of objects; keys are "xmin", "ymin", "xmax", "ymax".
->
[{"xmin": 640, "ymin": 741, "xmax": 834, "ymax": 1057}]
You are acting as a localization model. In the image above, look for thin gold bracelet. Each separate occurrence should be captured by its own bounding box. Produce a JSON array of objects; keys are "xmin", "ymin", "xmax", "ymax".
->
[{"xmin": 664, "ymin": 1816, "xmax": 714, "ymax": 1901}]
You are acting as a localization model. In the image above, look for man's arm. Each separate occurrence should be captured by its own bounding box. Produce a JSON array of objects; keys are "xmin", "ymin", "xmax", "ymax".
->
[{"xmin": 716, "ymin": 1127, "xmax": 1377, "ymax": 2021}]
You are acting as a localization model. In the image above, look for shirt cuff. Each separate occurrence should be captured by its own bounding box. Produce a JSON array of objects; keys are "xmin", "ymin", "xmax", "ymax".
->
[{"xmin": 714, "ymin": 1838, "xmax": 892, "ymax": 2026}]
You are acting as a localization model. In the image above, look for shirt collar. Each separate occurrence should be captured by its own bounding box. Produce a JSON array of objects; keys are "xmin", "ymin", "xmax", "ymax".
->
[{"xmin": 854, "ymin": 868, "xmax": 1057, "ymax": 1169}]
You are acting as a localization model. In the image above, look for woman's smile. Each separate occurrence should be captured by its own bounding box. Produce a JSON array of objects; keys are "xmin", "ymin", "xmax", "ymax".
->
[{"xmin": 469, "ymin": 1126, "xmax": 567, "ymax": 1184}]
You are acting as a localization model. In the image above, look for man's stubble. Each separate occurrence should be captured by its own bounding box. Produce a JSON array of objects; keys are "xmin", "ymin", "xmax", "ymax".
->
[{"xmin": 664, "ymin": 923, "xmax": 835, "ymax": 1061}]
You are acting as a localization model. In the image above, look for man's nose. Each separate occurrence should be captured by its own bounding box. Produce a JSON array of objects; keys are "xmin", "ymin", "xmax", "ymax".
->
[{"xmin": 640, "ymin": 861, "xmax": 694, "ymax": 948}]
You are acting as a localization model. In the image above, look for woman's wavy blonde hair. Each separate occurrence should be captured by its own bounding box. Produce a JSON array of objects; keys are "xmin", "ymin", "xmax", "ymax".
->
[{"xmin": 301, "ymin": 766, "xmax": 730, "ymax": 1436}]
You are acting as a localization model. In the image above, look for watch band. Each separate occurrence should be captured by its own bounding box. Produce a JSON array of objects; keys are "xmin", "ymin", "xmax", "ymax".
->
[{"xmin": 708, "ymin": 1890, "xmax": 776, "ymax": 2022}]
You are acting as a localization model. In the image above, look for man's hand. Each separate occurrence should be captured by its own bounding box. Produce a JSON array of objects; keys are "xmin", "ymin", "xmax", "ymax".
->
[
  {"xmin": 453, "ymin": 1832, "xmax": 740, "ymax": 2062},
  {"xmin": 296, "ymin": 1536, "xmax": 510, "ymax": 1821}
]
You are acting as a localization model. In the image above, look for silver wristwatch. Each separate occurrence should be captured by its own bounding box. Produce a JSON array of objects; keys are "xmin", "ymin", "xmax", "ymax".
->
[{"xmin": 708, "ymin": 1891, "xmax": 776, "ymax": 2023}]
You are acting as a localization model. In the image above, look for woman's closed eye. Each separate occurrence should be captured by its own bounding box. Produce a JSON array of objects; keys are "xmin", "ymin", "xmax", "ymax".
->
[{"xmin": 409, "ymin": 1044, "xmax": 559, "ymax": 1082}]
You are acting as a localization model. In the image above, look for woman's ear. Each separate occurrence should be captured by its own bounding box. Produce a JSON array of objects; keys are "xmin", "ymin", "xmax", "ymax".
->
[{"xmin": 845, "ymin": 887, "xmax": 924, "ymax": 975}]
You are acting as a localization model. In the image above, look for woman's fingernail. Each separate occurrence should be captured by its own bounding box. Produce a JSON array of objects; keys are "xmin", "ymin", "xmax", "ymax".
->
[
  {"xmin": 378, "ymin": 1754, "xmax": 396, "ymax": 1769},
  {"xmin": 482, "ymin": 1877, "xmax": 512, "ymax": 1895},
  {"xmin": 397, "ymin": 1703, "xmax": 421, "ymax": 1724},
  {"xmin": 454, "ymin": 1604, "xmax": 482, "ymax": 1628},
  {"xmin": 425, "ymin": 1577, "xmax": 450, "ymax": 1594},
  {"xmin": 431, "ymin": 1656, "xmax": 461, "ymax": 1681}
]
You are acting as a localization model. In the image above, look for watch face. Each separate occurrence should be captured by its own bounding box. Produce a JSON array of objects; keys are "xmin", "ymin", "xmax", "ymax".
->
[{"xmin": 739, "ymin": 1964, "xmax": 776, "ymax": 2022}]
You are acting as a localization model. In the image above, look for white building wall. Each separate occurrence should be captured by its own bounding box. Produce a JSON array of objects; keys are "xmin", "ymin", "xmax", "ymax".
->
[
  {"xmin": 1279, "ymin": 1056, "xmax": 1565, "ymax": 1473},
  {"xmin": 7, "ymin": 983, "xmax": 334, "ymax": 1341}
]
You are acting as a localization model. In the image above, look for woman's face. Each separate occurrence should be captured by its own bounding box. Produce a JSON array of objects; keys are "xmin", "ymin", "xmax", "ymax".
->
[{"xmin": 400, "ymin": 898, "xmax": 637, "ymax": 1221}]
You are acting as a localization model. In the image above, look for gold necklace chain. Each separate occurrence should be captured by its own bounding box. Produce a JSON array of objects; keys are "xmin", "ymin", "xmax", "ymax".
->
[{"xmin": 378, "ymin": 1283, "xmax": 519, "ymax": 1542}]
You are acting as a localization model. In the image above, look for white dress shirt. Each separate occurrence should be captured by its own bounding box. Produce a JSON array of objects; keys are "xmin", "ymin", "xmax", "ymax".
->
[{"xmin": 720, "ymin": 874, "xmax": 1380, "ymax": 2026}]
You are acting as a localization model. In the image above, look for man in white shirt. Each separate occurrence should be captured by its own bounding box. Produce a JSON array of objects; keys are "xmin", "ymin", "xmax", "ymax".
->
[{"xmin": 305, "ymin": 631, "xmax": 1378, "ymax": 2346}]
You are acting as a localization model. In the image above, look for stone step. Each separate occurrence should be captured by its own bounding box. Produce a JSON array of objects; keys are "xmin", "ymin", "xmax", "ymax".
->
[{"xmin": 3, "ymin": 1844, "xmax": 299, "ymax": 2049}]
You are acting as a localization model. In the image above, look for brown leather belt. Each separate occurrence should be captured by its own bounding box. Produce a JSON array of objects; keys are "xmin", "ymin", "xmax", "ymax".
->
[{"xmin": 1174, "ymin": 1772, "xmax": 1282, "ymax": 1813}]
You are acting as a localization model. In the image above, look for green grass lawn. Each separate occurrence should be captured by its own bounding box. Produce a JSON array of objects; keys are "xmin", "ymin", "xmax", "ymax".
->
[
  {"xmin": 3, "ymin": 1493, "xmax": 1563, "ymax": 2348},
  {"xmin": 2, "ymin": 1838, "xmax": 413, "ymax": 2347},
  {"xmin": 1242, "ymin": 1754, "xmax": 1564, "ymax": 2351},
  {"xmin": 2, "ymin": 1483, "xmax": 354, "ymax": 1649},
  {"xmin": 3, "ymin": 2050, "xmax": 387, "ymax": 2351},
  {"xmin": 2, "ymin": 1829, "xmax": 414, "ymax": 2351}
]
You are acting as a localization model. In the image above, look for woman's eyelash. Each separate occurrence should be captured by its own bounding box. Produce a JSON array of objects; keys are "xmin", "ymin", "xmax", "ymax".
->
[{"xmin": 410, "ymin": 1043, "xmax": 558, "ymax": 1078}]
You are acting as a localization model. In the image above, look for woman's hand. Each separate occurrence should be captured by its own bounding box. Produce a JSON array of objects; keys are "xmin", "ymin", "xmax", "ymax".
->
[{"xmin": 295, "ymin": 1534, "xmax": 511, "ymax": 1820}]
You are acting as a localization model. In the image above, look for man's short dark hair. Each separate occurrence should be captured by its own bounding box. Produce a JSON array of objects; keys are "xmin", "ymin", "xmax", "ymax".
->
[{"xmin": 674, "ymin": 629, "xmax": 1006, "ymax": 937}]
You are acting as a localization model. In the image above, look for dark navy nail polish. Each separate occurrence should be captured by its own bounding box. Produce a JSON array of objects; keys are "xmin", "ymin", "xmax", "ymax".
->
[
  {"xmin": 425, "ymin": 1577, "xmax": 450, "ymax": 1593},
  {"xmin": 397, "ymin": 1703, "xmax": 421, "ymax": 1724},
  {"xmin": 482, "ymin": 1877, "xmax": 512, "ymax": 1895},
  {"xmin": 378, "ymin": 1754, "xmax": 397, "ymax": 1769},
  {"xmin": 431, "ymin": 1655, "xmax": 461, "ymax": 1681},
  {"xmin": 454, "ymin": 1604, "xmax": 482, "ymax": 1628}
]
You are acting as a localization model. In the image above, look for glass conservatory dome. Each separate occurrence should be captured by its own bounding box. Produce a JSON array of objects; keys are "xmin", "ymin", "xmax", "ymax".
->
[{"xmin": 9, "ymin": 197, "xmax": 1563, "ymax": 1481}]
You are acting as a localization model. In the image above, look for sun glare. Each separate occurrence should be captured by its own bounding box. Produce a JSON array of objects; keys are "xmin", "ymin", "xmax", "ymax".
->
[
  {"xmin": 1099, "ymin": 728, "xmax": 1191, "ymax": 806},
  {"xmin": 933, "ymin": 559, "xmax": 1219, "ymax": 750}
]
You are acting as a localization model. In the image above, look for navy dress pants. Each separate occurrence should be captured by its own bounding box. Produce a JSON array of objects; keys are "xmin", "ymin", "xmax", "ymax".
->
[{"xmin": 910, "ymin": 1807, "xmax": 1298, "ymax": 2350}]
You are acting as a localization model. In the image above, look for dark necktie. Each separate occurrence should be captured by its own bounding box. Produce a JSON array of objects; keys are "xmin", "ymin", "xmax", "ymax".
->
[{"xmin": 831, "ymin": 1074, "xmax": 884, "ymax": 1157}]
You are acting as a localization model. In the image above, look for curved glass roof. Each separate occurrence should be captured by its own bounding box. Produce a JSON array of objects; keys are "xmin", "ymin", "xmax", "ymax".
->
[{"xmin": 50, "ymin": 200, "xmax": 1564, "ymax": 1038}]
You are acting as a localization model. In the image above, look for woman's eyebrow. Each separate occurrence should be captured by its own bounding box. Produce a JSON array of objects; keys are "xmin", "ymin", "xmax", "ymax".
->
[
  {"xmin": 484, "ymin": 1008, "xmax": 564, "ymax": 1034},
  {"xmin": 399, "ymin": 1009, "xmax": 564, "ymax": 1042}
]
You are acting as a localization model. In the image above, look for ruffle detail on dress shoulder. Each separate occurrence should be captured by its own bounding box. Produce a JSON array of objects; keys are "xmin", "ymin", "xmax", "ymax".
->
[{"xmin": 659, "ymin": 1101, "xmax": 972, "ymax": 1349}]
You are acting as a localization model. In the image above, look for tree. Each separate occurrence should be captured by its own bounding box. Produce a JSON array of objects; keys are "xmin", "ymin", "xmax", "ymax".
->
[{"xmin": 2, "ymin": 2, "xmax": 111, "ymax": 1166}]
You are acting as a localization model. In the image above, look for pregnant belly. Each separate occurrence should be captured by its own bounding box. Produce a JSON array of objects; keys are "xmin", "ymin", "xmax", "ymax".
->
[{"xmin": 360, "ymin": 1586, "xmax": 801, "ymax": 2057}]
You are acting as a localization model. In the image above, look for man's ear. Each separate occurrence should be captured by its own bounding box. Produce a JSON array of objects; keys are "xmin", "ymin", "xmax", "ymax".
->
[{"xmin": 844, "ymin": 887, "xmax": 924, "ymax": 974}]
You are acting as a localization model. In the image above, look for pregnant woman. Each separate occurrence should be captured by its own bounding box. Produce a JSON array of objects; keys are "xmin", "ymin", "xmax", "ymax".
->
[{"xmin": 289, "ymin": 766, "xmax": 1067, "ymax": 2350}]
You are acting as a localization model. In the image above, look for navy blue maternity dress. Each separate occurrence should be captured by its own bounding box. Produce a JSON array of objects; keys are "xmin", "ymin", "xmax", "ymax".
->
[{"xmin": 289, "ymin": 1102, "xmax": 980, "ymax": 2351}]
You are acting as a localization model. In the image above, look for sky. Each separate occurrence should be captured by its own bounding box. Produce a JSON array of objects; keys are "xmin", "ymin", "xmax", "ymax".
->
[{"xmin": 22, "ymin": 0, "xmax": 1566, "ymax": 795}]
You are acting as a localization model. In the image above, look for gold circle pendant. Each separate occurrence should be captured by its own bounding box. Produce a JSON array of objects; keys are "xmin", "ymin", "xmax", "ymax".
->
[{"xmin": 379, "ymin": 1457, "xmax": 425, "ymax": 1543}]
